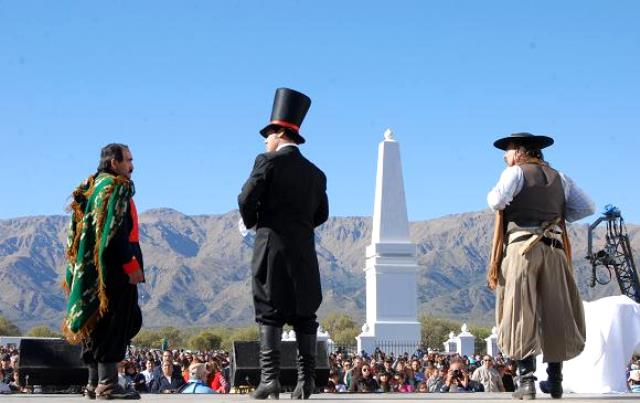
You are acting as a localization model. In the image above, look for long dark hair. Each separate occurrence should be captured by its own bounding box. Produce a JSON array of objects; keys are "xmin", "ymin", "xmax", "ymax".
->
[{"xmin": 97, "ymin": 143, "xmax": 129, "ymax": 174}]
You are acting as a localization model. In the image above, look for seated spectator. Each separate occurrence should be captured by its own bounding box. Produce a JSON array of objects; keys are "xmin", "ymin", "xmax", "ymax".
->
[
  {"xmin": 180, "ymin": 358, "xmax": 191, "ymax": 383},
  {"xmin": 350, "ymin": 364, "xmax": 378, "ymax": 393},
  {"xmin": 382, "ymin": 357, "xmax": 395, "ymax": 377},
  {"xmin": 150, "ymin": 360, "xmax": 185, "ymax": 393},
  {"xmin": 219, "ymin": 353, "xmax": 231, "ymax": 379},
  {"xmin": 435, "ymin": 355, "xmax": 446, "ymax": 369},
  {"xmin": 117, "ymin": 361, "xmax": 130, "ymax": 390},
  {"xmin": 404, "ymin": 366, "xmax": 417, "ymax": 389},
  {"xmin": 8, "ymin": 370, "xmax": 24, "ymax": 393},
  {"xmin": 468, "ymin": 363, "xmax": 478, "ymax": 375},
  {"xmin": 0, "ymin": 354, "xmax": 12, "ymax": 384},
  {"xmin": 144, "ymin": 352, "xmax": 156, "ymax": 367},
  {"xmin": 9, "ymin": 354, "xmax": 18, "ymax": 371},
  {"xmin": 411, "ymin": 359, "xmax": 424, "ymax": 384},
  {"xmin": 427, "ymin": 367, "xmax": 447, "ymax": 392},
  {"xmin": 373, "ymin": 347, "xmax": 383, "ymax": 361},
  {"xmin": 439, "ymin": 359, "xmax": 473, "ymax": 393},
  {"xmin": 423, "ymin": 364, "xmax": 436, "ymax": 384},
  {"xmin": 154, "ymin": 350, "xmax": 180, "ymax": 380},
  {"xmin": 341, "ymin": 360, "xmax": 353, "ymax": 389},
  {"xmin": 393, "ymin": 373, "xmax": 414, "ymax": 393},
  {"xmin": 376, "ymin": 371, "xmax": 392, "ymax": 393},
  {"xmin": 416, "ymin": 381, "xmax": 429, "ymax": 393},
  {"xmin": 180, "ymin": 363, "xmax": 214, "ymax": 394},
  {"xmin": 324, "ymin": 370, "xmax": 347, "ymax": 393},
  {"xmin": 125, "ymin": 361, "xmax": 147, "ymax": 392},
  {"xmin": 0, "ymin": 369, "xmax": 10, "ymax": 394},
  {"xmin": 207, "ymin": 361, "xmax": 228, "ymax": 394},
  {"xmin": 501, "ymin": 360, "xmax": 516, "ymax": 392},
  {"xmin": 629, "ymin": 369, "xmax": 640, "ymax": 392},
  {"xmin": 140, "ymin": 360, "xmax": 156, "ymax": 390},
  {"xmin": 471, "ymin": 355, "xmax": 504, "ymax": 392}
]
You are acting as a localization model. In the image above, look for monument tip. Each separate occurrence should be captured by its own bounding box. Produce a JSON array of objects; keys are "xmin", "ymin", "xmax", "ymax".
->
[{"xmin": 383, "ymin": 128, "xmax": 394, "ymax": 140}]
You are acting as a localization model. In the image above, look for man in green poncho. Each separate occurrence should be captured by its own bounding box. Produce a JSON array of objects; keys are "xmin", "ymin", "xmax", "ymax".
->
[{"xmin": 63, "ymin": 143, "xmax": 144, "ymax": 400}]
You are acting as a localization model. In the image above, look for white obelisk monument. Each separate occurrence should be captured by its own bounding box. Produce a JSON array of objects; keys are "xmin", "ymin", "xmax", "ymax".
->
[{"xmin": 356, "ymin": 129, "xmax": 421, "ymax": 355}]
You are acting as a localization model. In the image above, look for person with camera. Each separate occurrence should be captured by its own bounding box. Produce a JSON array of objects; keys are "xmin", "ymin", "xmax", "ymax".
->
[{"xmin": 439, "ymin": 360, "xmax": 470, "ymax": 392}]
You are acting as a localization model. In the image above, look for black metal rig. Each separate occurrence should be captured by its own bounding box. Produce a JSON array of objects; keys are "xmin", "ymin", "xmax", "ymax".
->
[{"xmin": 586, "ymin": 205, "xmax": 640, "ymax": 303}]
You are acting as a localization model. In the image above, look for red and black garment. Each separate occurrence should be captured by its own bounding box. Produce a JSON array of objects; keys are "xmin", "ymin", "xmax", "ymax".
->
[
  {"xmin": 83, "ymin": 198, "xmax": 144, "ymax": 363},
  {"xmin": 120, "ymin": 199, "xmax": 143, "ymax": 276}
]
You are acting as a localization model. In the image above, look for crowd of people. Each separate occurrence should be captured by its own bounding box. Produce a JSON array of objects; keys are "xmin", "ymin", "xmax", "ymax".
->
[
  {"xmin": 326, "ymin": 348, "xmax": 512, "ymax": 393},
  {"xmin": 629, "ymin": 357, "xmax": 640, "ymax": 393},
  {"xmin": 0, "ymin": 346, "xmax": 21, "ymax": 393},
  {"xmin": 0, "ymin": 345, "xmax": 232, "ymax": 395},
  {"xmin": 2, "ymin": 343, "xmax": 640, "ymax": 395},
  {"xmin": 114, "ymin": 348, "xmax": 231, "ymax": 394}
]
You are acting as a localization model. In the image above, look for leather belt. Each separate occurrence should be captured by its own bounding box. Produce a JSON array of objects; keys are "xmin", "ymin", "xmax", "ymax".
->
[{"xmin": 510, "ymin": 234, "xmax": 564, "ymax": 251}]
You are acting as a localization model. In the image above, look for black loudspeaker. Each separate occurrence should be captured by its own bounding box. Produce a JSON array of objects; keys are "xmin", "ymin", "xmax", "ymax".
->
[
  {"xmin": 232, "ymin": 340, "xmax": 329, "ymax": 388},
  {"xmin": 19, "ymin": 338, "xmax": 88, "ymax": 386}
]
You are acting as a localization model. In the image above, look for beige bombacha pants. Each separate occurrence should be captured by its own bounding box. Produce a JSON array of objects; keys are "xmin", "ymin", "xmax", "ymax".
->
[{"xmin": 495, "ymin": 230, "xmax": 586, "ymax": 363}]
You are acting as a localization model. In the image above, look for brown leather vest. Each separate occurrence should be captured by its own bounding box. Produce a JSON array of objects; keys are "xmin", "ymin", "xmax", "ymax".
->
[{"xmin": 504, "ymin": 163, "xmax": 565, "ymax": 232}]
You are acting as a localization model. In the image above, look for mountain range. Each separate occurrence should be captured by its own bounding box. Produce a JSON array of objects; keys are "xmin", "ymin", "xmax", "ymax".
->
[{"xmin": 0, "ymin": 209, "xmax": 637, "ymax": 332}]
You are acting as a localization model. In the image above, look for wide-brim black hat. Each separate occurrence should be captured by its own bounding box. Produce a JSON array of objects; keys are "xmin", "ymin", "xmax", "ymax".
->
[
  {"xmin": 260, "ymin": 87, "xmax": 311, "ymax": 144},
  {"xmin": 493, "ymin": 132, "xmax": 554, "ymax": 150}
]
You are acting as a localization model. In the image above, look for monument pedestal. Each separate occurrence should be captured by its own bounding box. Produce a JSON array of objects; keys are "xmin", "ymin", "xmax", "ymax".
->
[{"xmin": 356, "ymin": 130, "xmax": 421, "ymax": 355}]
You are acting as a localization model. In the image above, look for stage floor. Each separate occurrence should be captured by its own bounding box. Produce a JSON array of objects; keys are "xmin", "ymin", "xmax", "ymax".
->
[{"xmin": 1, "ymin": 393, "xmax": 639, "ymax": 402}]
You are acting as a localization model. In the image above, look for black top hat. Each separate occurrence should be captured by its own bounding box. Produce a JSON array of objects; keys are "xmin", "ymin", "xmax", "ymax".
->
[
  {"xmin": 260, "ymin": 88, "xmax": 311, "ymax": 144},
  {"xmin": 493, "ymin": 132, "xmax": 554, "ymax": 150}
]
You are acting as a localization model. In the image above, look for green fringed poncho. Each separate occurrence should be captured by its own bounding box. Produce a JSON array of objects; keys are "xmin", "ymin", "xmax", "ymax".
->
[{"xmin": 62, "ymin": 172, "xmax": 133, "ymax": 344}]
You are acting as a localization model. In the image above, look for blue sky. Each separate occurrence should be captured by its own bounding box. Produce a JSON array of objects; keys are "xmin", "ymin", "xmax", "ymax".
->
[{"xmin": 1, "ymin": 1, "xmax": 639, "ymax": 223}]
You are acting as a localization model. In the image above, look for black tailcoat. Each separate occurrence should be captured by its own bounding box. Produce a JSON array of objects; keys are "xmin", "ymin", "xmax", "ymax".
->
[{"xmin": 238, "ymin": 146, "xmax": 328, "ymax": 330}]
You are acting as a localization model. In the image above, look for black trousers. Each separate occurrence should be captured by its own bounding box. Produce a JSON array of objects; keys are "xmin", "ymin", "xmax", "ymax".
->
[{"xmin": 82, "ymin": 266, "xmax": 142, "ymax": 363}]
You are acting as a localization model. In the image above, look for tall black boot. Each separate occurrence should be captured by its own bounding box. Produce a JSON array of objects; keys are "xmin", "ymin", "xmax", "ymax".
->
[
  {"xmin": 252, "ymin": 325, "xmax": 282, "ymax": 400},
  {"xmin": 95, "ymin": 362, "xmax": 140, "ymax": 400},
  {"xmin": 540, "ymin": 362, "xmax": 563, "ymax": 399},
  {"xmin": 85, "ymin": 362, "xmax": 98, "ymax": 399},
  {"xmin": 512, "ymin": 356, "xmax": 537, "ymax": 400},
  {"xmin": 291, "ymin": 333, "xmax": 316, "ymax": 400}
]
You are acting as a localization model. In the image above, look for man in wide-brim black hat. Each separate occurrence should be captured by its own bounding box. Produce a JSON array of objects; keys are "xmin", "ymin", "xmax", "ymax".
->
[
  {"xmin": 486, "ymin": 132, "xmax": 595, "ymax": 400},
  {"xmin": 238, "ymin": 87, "xmax": 329, "ymax": 400}
]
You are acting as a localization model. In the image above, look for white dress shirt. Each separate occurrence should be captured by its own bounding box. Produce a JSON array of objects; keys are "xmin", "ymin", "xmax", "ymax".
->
[
  {"xmin": 140, "ymin": 369, "xmax": 154, "ymax": 385},
  {"xmin": 487, "ymin": 165, "xmax": 596, "ymax": 223},
  {"xmin": 276, "ymin": 142, "xmax": 299, "ymax": 152}
]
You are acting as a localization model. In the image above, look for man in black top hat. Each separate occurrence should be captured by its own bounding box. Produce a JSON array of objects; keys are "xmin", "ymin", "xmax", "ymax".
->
[
  {"xmin": 238, "ymin": 87, "xmax": 329, "ymax": 400},
  {"xmin": 486, "ymin": 133, "xmax": 594, "ymax": 400}
]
